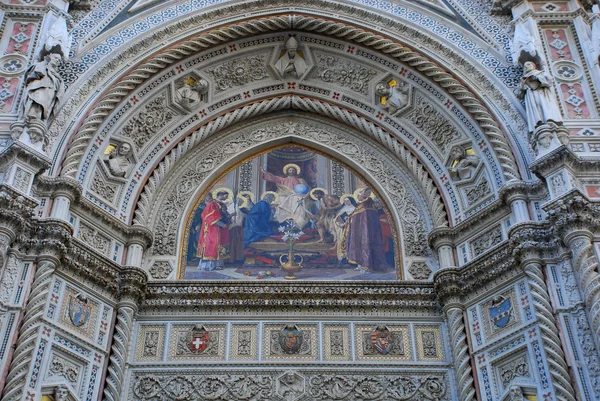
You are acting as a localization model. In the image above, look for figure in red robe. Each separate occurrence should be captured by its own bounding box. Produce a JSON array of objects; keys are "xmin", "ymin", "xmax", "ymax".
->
[
  {"xmin": 340, "ymin": 187, "xmax": 387, "ymax": 273},
  {"xmin": 197, "ymin": 190, "xmax": 233, "ymax": 271}
]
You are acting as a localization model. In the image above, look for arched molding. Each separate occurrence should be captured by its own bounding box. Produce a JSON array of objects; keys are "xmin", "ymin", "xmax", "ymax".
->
[
  {"xmin": 133, "ymin": 97, "xmax": 448, "ymax": 230},
  {"xmin": 51, "ymin": 12, "xmax": 528, "ymax": 187},
  {"xmin": 143, "ymin": 114, "xmax": 434, "ymax": 274}
]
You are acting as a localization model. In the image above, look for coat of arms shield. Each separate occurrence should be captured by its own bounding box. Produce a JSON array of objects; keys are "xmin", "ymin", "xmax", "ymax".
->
[
  {"xmin": 371, "ymin": 326, "xmax": 394, "ymax": 355},
  {"xmin": 68, "ymin": 293, "xmax": 91, "ymax": 327},
  {"xmin": 489, "ymin": 295, "xmax": 514, "ymax": 329},
  {"xmin": 279, "ymin": 325, "xmax": 303, "ymax": 354},
  {"xmin": 187, "ymin": 325, "xmax": 210, "ymax": 353}
]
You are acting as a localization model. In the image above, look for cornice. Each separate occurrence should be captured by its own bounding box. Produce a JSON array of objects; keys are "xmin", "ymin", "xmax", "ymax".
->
[
  {"xmin": 34, "ymin": 175, "xmax": 83, "ymax": 201},
  {"xmin": 62, "ymin": 239, "xmax": 148, "ymax": 301},
  {"xmin": 142, "ymin": 281, "xmax": 438, "ymax": 313},
  {"xmin": 428, "ymin": 180, "xmax": 547, "ymax": 249},
  {"xmin": 74, "ymin": 197, "xmax": 153, "ymax": 247},
  {"xmin": 530, "ymin": 145, "xmax": 600, "ymax": 177},
  {"xmin": 434, "ymin": 243, "xmax": 517, "ymax": 305},
  {"xmin": 0, "ymin": 141, "xmax": 51, "ymax": 173}
]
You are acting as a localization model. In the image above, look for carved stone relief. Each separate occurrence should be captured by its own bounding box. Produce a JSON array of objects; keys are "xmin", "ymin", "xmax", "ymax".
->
[
  {"xmin": 0, "ymin": 254, "xmax": 19, "ymax": 305},
  {"xmin": 148, "ymin": 118, "xmax": 430, "ymax": 260},
  {"xmin": 471, "ymin": 226, "xmax": 502, "ymax": 257},
  {"xmin": 122, "ymin": 94, "xmax": 174, "ymax": 151},
  {"xmin": 408, "ymin": 262, "xmax": 432, "ymax": 280},
  {"xmin": 131, "ymin": 372, "xmax": 448, "ymax": 401},
  {"xmin": 311, "ymin": 52, "xmax": 377, "ymax": 95},
  {"xmin": 149, "ymin": 261, "xmax": 173, "ymax": 279},
  {"xmin": 90, "ymin": 168, "xmax": 118, "ymax": 203},
  {"xmin": 46, "ymin": 352, "xmax": 82, "ymax": 387},
  {"xmin": 408, "ymin": 96, "xmax": 463, "ymax": 150},
  {"xmin": 465, "ymin": 176, "xmax": 491, "ymax": 207},
  {"xmin": 103, "ymin": 142, "xmax": 134, "ymax": 178},
  {"xmin": 495, "ymin": 354, "xmax": 530, "ymax": 389},
  {"xmin": 375, "ymin": 79, "xmax": 410, "ymax": 117},
  {"xmin": 208, "ymin": 54, "xmax": 269, "ymax": 92},
  {"xmin": 77, "ymin": 223, "xmax": 111, "ymax": 256}
]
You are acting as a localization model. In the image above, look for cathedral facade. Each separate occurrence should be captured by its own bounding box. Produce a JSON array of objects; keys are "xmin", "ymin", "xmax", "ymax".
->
[{"xmin": 0, "ymin": 0, "xmax": 600, "ymax": 400}]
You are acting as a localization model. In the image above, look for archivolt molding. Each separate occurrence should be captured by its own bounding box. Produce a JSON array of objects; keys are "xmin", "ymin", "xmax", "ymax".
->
[
  {"xmin": 53, "ymin": 13, "xmax": 525, "ymax": 186},
  {"xmin": 143, "ymin": 115, "xmax": 433, "ymax": 262},
  {"xmin": 133, "ymin": 96, "xmax": 447, "ymax": 230}
]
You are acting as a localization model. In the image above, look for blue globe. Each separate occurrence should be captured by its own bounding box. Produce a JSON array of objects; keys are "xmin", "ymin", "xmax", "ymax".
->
[{"xmin": 294, "ymin": 183, "xmax": 309, "ymax": 195}]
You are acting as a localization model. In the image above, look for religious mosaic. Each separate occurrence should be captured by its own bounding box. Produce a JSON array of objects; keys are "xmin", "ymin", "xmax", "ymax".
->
[{"xmin": 181, "ymin": 145, "xmax": 398, "ymax": 281}]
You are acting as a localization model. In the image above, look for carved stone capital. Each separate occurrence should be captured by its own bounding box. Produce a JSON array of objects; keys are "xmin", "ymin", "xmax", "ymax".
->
[
  {"xmin": 545, "ymin": 191, "xmax": 600, "ymax": 242},
  {"xmin": 119, "ymin": 267, "xmax": 148, "ymax": 304},
  {"xmin": 0, "ymin": 184, "xmax": 37, "ymax": 239},
  {"xmin": 509, "ymin": 223, "xmax": 559, "ymax": 262}
]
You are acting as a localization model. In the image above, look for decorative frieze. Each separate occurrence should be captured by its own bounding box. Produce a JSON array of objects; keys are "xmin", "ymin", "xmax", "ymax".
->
[{"xmin": 130, "ymin": 371, "xmax": 449, "ymax": 401}]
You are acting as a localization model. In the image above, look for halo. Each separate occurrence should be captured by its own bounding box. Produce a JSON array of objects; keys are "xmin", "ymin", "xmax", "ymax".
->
[
  {"xmin": 309, "ymin": 187, "xmax": 328, "ymax": 201},
  {"xmin": 261, "ymin": 191, "xmax": 279, "ymax": 203},
  {"xmin": 282, "ymin": 163, "xmax": 301, "ymax": 175},
  {"xmin": 340, "ymin": 194, "xmax": 358, "ymax": 204},
  {"xmin": 353, "ymin": 187, "xmax": 376, "ymax": 201},
  {"xmin": 212, "ymin": 187, "xmax": 233, "ymax": 203}
]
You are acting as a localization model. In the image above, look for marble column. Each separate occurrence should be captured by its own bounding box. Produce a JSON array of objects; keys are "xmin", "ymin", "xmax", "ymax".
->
[
  {"xmin": 444, "ymin": 301, "xmax": 475, "ymax": 401},
  {"xmin": 102, "ymin": 297, "xmax": 137, "ymax": 401},
  {"xmin": 564, "ymin": 232, "xmax": 600, "ymax": 352},
  {"xmin": 1, "ymin": 258, "xmax": 57, "ymax": 401},
  {"xmin": 522, "ymin": 259, "xmax": 576, "ymax": 401}
]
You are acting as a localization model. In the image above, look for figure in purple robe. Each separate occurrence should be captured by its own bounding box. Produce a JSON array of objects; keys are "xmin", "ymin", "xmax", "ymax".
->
[{"xmin": 340, "ymin": 187, "xmax": 386, "ymax": 273}]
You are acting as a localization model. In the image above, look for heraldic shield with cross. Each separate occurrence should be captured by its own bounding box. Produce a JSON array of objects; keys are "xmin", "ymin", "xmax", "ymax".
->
[
  {"xmin": 187, "ymin": 325, "xmax": 211, "ymax": 353},
  {"xmin": 489, "ymin": 295, "xmax": 514, "ymax": 329},
  {"xmin": 279, "ymin": 325, "xmax": 304, "ymax": 354},
  {"xmin": 371, "ymin": 326, "xmax": 394, "ymax": 355}
]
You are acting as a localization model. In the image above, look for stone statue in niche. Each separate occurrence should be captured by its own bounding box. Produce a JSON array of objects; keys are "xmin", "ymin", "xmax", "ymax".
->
[
  {"xmin": 518, "ymin": 61, "xmax": 563, "ymax": 132},
  {"xmin": 175, "ymin": 76, "xmax": 208, "ymax": 110},
  {"xmin": 53, "ymin": 385, "xmax": 69, "ymax": 401},
  {"xmin": 508, "ymin": 385, "xmax": 524, "ymax": 401},
  {"xmin": 448, "ymin": 146, "xmax": 480, "ymax": 181},
  {"xmin": 375, "ymin": 80, "xmax": 409, "ymax": 116},
  {"xmin": 275, "ymin": 37, "xmax": 308, "ymax": 78},
  {"xmin": 11, "ymin": 53, "xmax": 64, "ymax": 147},
  {"xmin": 105, "ymin": 142, "xmax": 133, "ymax": 177}
]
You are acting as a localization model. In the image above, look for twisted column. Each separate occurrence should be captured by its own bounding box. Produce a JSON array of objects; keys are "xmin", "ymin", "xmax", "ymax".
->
[
  {"xmin": 102, "ymin": 298, "xmax": 137, "ymax": 401},
  {"xmin": 1, "ymin": 260, "xmax": 56, "ymax": 401},
  {"xmin": 523, "ymin": 260, "xmax": 576, "ymax": 401},
  {"xmin": 567, "ymin": 235, "xmax": 600, "ymax": 351},
  {"xmin": 446, "ymin": 306, "xmax": 476, "ymax": 401}
]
